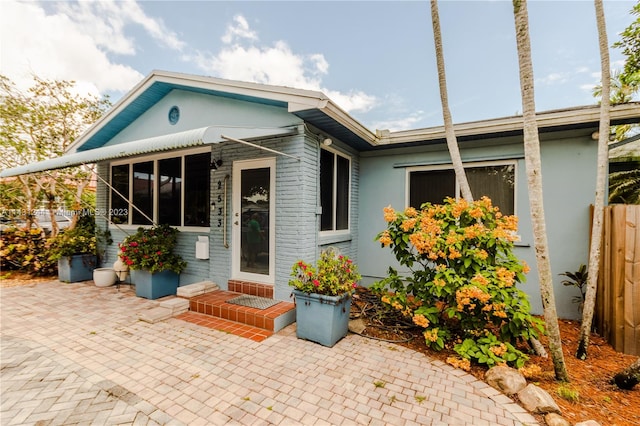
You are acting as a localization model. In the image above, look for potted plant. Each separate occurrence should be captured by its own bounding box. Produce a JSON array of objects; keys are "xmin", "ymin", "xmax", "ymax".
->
[
  {"xmin": 289, "ymin": 247, "xmax": 361, "ymax": 347},
  {"xmin": 47, "ymin": 216, "xmax": 97, "ymax": 283},
  {"xmin": 118, "ymin": 224, "xmax": 187, "ymax": 299}
]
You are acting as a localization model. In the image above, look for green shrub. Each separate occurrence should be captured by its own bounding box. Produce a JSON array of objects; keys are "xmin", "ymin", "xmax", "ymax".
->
[
  {"xmin": 373, "ymin": 197, "xmax": 544, "ymax": 368},
  {"xmin": 0, "ymin": 227, "xmax": 57, "ymax": 275},
  {"xmin": 47, "ymin": 217, "xmax": 97, "ymax": 261}
]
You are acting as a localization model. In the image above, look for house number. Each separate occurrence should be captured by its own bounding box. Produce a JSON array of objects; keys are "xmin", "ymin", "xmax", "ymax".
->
[{"xmin": 216, "ymin": 180, "xmax": 223, "ymax": 227}]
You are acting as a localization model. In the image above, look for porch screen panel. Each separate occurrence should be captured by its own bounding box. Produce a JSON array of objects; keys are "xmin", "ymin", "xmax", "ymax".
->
[
  {"xmin": 158, "ymin": 158, "xmax": 182, "ymax": 225},
  {"xmin": 320, "ymin": 149, "xmax": 334, "ymax": 231},
  {"xmin": 409, "ymin": 169, "xmax": 455, "ymax": 208},
  {"xmin": 132, "ymin": 161, "xmax": 154, "ymax": 225},
  {"xmin": 336, "ymin": 155, "xmax": 349, "ymax": 230},
  {"xmin": 110, "ymin": 164, "xmax": 129, "ymax": 224},
  {"xmin": 184, "ymin": 153, "xmax": 210, "ymax": 227},
  {"xmin": 467, "ymin": 165, "xmax": 515, "ymax": 215}
]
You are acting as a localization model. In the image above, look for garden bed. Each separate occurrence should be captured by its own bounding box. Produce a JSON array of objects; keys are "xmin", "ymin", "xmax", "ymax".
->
[{"xmin": 351, "ymin": 287, "xmax": 640, "ymax": 426}]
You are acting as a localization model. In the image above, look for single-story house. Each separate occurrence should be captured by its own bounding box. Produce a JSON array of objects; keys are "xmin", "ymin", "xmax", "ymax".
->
[{"xmin": 3, "ymin": 70, "xmax": 639, "ymax": 320}]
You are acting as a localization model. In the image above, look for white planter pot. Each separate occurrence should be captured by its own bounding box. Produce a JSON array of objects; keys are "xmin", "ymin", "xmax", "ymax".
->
[{"xmin": 93, "ymin": 268, "xmax": 117, "ymax": 287}]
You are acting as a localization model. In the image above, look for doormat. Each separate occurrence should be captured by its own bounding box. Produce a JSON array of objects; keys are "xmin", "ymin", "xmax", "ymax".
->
[{"xmin": 226, "ymin": 295, "xmax": 279, "ymax": 310}]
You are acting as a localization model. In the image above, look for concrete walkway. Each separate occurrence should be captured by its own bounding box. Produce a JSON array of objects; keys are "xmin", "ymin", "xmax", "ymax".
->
[{"xmin": 0, "ymin": 280, "xmax": 538, "ymax": 425}]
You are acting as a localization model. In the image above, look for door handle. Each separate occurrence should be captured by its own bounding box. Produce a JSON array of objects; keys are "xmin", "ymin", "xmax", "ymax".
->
[{"xmin": 234, "ymin": 221, "xmax": 239, "ymax": 225}]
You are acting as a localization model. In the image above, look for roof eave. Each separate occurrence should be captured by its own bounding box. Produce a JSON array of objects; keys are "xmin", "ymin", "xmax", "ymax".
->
[{"xmin": 382, "ymin": 103, "xmax": 640, "ymax": 146}]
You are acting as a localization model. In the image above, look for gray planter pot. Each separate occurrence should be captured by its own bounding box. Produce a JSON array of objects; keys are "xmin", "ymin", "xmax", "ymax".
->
[
  {"xmin": 131, "ymin": 269, "xmax": 179, "ymax": 300},
  {"xmin": 57, "ymin": 254, "xmax": 96, "ymax": 283},
  {"xmin": 292, "ymin": 289, "xmax": 352, "ymax": 347}
]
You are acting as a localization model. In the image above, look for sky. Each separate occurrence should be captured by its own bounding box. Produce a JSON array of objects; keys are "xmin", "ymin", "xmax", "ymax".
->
[{"xmin": 0, "ymin": 0, "xmax": 637, "ymax": 132}]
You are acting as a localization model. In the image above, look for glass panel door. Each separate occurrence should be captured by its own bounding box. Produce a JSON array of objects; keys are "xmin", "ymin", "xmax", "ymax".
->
[{"xmin": 232, "ymin": 158, "xmax": 275, "ymax": 283}]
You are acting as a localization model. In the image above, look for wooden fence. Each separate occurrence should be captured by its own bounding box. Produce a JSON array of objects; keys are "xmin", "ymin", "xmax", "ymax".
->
[{"xmin": 595, "ymin": 204, "xmax": 640, "ymax": 356}]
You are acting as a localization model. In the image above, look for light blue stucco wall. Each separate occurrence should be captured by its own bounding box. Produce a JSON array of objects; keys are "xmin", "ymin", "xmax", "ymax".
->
[
  {"xmin": 105, "ymin": 89, "xmax": 299, "ymax": 145},
  {"xmin": 357, "ymin": 130, "xmax": 598, "ymax": 320}
]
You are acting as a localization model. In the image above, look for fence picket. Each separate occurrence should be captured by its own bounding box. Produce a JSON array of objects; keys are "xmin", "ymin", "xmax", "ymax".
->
[{"xmin": 596, "ymin": 204, "xmax": 640, "ymax": 356}]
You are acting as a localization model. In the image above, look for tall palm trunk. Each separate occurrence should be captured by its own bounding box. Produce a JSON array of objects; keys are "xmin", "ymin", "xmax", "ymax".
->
[
  {"xmin": 577, "ymin": 0, "xmax": 611, "ymax": 360},
  {"xmin": 512, "ymin": 0, "xmax": 569, "ymax": 382},
  {"xmin": 430, "ymin": 0, "xmax": 473, "ymax": 202}
]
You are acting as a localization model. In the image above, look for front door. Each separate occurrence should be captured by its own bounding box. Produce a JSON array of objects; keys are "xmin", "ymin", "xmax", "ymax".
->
[{"xmin": 232, "ymin": 158, "xmax": 275, "ymax": 283}]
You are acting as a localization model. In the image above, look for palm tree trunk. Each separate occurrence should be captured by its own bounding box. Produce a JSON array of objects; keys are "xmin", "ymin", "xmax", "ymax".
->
[
  {"xmin": 512, "ymin": 0, "xmax": 569, "ymax": 382},
  {"xmin": 577, "ymin": 0, "xmax": 611, "ymax": 360},
  {"xmin": 430, "ymin": 0, "xmax": 473, "ymax": 202}
]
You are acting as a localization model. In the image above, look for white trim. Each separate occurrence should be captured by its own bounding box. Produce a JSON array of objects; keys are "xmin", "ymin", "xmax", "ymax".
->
[
  {"xmin": 109, "ymin": 148, "xmax": 212, "ymax": 228},
  {"xmin": 382, "ymin": 103, "xmax": 640, "ymax": 147},
  {"xmin": 318, "ymin": 146, "xmax": 352, "ymax": 236},
  {"xmin": 405, "ymin": 159, "xmax": 518, "ymax": 215},
  {"xmin": 231, "ymin": 157, "xmax": 276, "ymax": 284}
]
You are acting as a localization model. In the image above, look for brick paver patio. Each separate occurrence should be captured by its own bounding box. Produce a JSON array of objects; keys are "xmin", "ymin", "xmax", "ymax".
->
[{"xmin": 0, "ymin": 280, "xmax": 538, "ymax": 425}]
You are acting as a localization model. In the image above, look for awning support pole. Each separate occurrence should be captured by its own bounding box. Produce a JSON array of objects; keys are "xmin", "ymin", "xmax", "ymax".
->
[
  {"xmin": 220, "ymin": 135, "xmax": 300, "ymax": 161},
  {"xmin": 41, "ymin": 168, "xmax": 132, "ymax": 237},
  {"xmin": 87, "ymin": 164, "xmax": 157, "ymax": 226}
]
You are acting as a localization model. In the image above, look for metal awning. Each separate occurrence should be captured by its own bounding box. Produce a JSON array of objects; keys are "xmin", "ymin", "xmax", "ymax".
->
[{"xmin": 0, "ymin": 125, "xmax": 297, "ymax": 177}]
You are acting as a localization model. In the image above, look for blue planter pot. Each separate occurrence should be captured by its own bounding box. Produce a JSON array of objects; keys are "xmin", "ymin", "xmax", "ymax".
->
[
  {"xmin": 131, "ymin": 269, "xmax": 179, "ymax": 300},
  {"xmin": 57, "ymin": 254, "xmax": 96, "ymax": 283},
  {"xmin": 292, "ymin": 289, "xmax": 352, "ymax": 347}
]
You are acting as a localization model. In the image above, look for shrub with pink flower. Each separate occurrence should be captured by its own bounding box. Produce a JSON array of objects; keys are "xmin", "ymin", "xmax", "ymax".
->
[
  {"xmin": 118, "ymin": 224, "xmax": 187, "ymax": 274},
  {"xmin": 289, "ymin": 247, "xmax": 361, "ymax": 296}
]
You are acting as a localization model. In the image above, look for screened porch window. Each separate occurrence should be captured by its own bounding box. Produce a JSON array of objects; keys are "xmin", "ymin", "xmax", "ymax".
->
[
  {"xmin": 320, "ymin": 148, "xmax": 350, "ymax": 232},
  {"xmin": 408, "ymin": 162, "xmax": 516, "ymax": 215},
  {"xmin": 110, "ymin": 150, "xmax": 210, "ymax": 227}
]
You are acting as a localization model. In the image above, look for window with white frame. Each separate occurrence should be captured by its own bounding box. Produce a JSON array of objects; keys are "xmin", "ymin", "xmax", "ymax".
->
[
  {"xmin": 320, "ymin": 148, "xmax": 350, "ymax": 232},
  {"xmin": 407, "ymin": 161, "xmax": 516, "ymax": 215},
  {"xmin": 110, "ymin": 149, "xmax": 211, "ymax": 227}
]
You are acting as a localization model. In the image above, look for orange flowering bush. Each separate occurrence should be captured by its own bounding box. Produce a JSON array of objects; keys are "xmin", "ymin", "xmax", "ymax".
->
[{"xmin": 373, "ymin": 197, "xmax": 543, "ymax": 368}]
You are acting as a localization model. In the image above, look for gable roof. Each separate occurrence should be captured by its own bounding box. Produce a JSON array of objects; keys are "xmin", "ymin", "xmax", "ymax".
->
[
  {"xmin": 69, "ymin": 70, "xmax": 378, "ymax": 153},
  {"xmin": 68, "ymin": 70, "xmax": 640, "ymax": 153}
]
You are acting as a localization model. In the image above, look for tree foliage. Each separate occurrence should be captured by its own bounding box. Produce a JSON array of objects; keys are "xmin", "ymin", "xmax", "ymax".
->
[
  {"xmin": 0, "ymin": 75, "xmax": 110, "ymax": 235},
  {"xmin": 613, "ymin": 3, "xmax": 640, "ymax": 77},
  {"xmin": 609, "ymin": 169, "xmax": 640, "ymax": 204}
]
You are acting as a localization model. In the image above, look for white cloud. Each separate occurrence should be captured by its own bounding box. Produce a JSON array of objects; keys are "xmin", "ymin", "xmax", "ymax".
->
[
  {"xmin": 325, "ymin": 89, "xmax": 377, "ymax": 114},
  {"xmin": 57, "ymin": 0, "xmax": 184, "ymax": 54},
  {"xmin": 536, "ymin": 72, "xmax": 569, "ymax": 86},
  {"xmin": 372, "ymin": 112, "xmax": 426, "ymax": 132},
  {"xmin": 0, "ymin": 0, "xmax": 182, "ymax": 95},
  {"xmin": 221, "ymin": 15, "xmax": 259, "ymax": 44},
  {"xmin": 189, "ymin": 14, "xmax": 377, "ymax": 113},
  {"xmin": 580, "ymin": 83, "xmax": 597, "ymax": 94}
]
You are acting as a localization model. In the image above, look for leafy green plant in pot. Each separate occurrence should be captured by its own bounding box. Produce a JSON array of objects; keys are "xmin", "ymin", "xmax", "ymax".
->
[
  {"xmin": 289, "ymin": 247, "xmax": 361, "ymax": 347},
  {"xmin": 47, "ymin": 214, "xmax": 97, "ymax": 282},
  {"xmin": 118, "ymin": 224, "xmax": 187, "ymax": 299}
]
